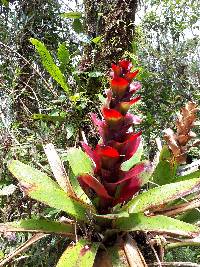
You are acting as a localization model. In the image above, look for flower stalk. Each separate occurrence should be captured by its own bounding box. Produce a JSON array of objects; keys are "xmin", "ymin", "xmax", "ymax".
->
[{"xmin": 79, "ymin": 60, "xmax": 145, "ymax": 213}]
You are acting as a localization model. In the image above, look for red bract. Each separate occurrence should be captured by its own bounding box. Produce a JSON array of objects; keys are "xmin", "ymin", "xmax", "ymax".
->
[
  {"xmin": 111, "ymin": 63, "xmax": 121, "ymax": 76},
  {"xmin": 125, "ymin": 70, "xmax": 139, "ymax": 82},
  {"xmin": 102, "ymin": 107, "xmax": 123, "ymax": 121},
  {"xmin": 118, "ymin": 59, "xmax": 132, "ymax": 70},
  {"xmin": 111, "ymin": 77, "xmax": 129, "ymax": 96},
  {"xmin": 79, "ymin": 59, "xmax": 145, "ymax": 213},
  {"xmin": 116, "ymin": 96, "xmax": 141, "ymax": 114}
]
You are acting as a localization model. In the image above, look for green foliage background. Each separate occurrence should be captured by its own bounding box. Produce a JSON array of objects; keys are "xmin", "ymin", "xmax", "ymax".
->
[{"xmin": 0, "ymin": 0, "xmax": 199, "ymax": 265}]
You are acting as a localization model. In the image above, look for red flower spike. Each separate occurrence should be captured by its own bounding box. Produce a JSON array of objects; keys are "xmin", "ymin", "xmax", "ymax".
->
[
  {"xmin": 129, "ymin": 96, "xmax": 141, "ymax": 105},
  {"xmin": 79, "ymin": 59, "xmax": 146, "ymax": 213},
  {"xmin": 114, "ymin": 163, "xmax": 146, "ymax": 204},
  {"xmin": 118, "ymin": 59, "xmax": 132, "ymax": 70},
  {"xmin": 90, "ymin": 113, "xmax": 107, "ymax": 139},
  {"xmin": 90, "ymin": 113, "xmax": 103, "ymax": 128},
  {"xmin": 111, "ymin": 63, "xmax": 121, "ymax": 76},
  {"xmin": 104, "ymin": 163, "xmax": 145, "ymax": 201},
  {"xmin": 106, "ymin": 163, "xmax": 144, "ymax": 186},
  {"xmin": 119, "ymin": 163, "xmax": 145, "ymax": 182},
  {"xmin": 111, "ymin": 77, "xmax": 129, "ymax": 96},
  {"xmin": 125, "ymin": 70, "xmax": 139, "ymax": 82},
  {"xmin": 78, "ymin": 174, "xmax": 112, "ymax": 200}
]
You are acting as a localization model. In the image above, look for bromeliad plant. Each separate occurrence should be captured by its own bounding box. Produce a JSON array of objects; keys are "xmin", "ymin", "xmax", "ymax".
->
[
  {"xmin": 1, "ymin": 60, "xmax": 200, "ymax": 266},
  {"xmin": 79, "ymin": 59, "xmax": 145, "ymax": 212}
]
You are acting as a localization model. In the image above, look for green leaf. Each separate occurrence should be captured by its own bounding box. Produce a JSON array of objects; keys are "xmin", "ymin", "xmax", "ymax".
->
[
  {"xmin": 121, "ymin": 178, "xmax": 200, "ymax": 214},
  {"xmin": 1, "ymin": 0, "xmax": 9, "ymax": 7},
  {"xmin": 72, "ymin": 19, "xmax": 84, "ymax": 33},
  {"xmin": 178, "ymin": 209, "xmax": 200, "ymax": 224},
  {"xmin": 91, "ymin": 36, "xmax": 103, "ymax": 44},
  {"xmin": 176, "ymin": 170, "xmax": 200, "ymax": 182},
  {"xmin": 56, "ymin": 239, "xmax": 99, "ymax": 267},
  {"xmin": 66, "ymin": 148, "xmax": 93, "ymax": 204},
  {"xmin": 30, "ymin": 38, "xmax": 69, "ymax": 93},
  {"xmin": 0, "ymin": 250, "xmax": 4, "ymax": 260},
  {"xmin": 8, "ymin": 160, "xmax": 95, "ymax": 221},
  {"xmin": 121, "ymin": 142, "xmax": 143, "ymax": 171},
  {"xmin": 114, "ymin": 213, "xmax": 200, "ymax": 237},
  {"xmin": 0, "ymin": 218, "xmax": 74, "ymax": 235},
  {"xmin": 96, "ymin": 93, "xmax": 106, "ymax": 104},
  {"xmin": 69, "ymin": 171, "xmax": 91, "ymax": 205},
  {"xmin": 66, "ymin": 125, "xmax": 75, "ymax": 140},
  {"xmin": 152, "ymin": 146, "xmax": 177, "ymax": 185},
  {"xmin": 57, "ymin": 43, "xmax": 70, "ymax": 72},
  {"xmin": 95, "ymin": 211, "xmax": 129, "ymax": 221},
  {"xmin": 60, "ymin": 12, "xmax": 82, "ymax": 19},
  {"xmin": 32, "ymin": 113, "xmax": 66, "ymax": 122},
  {"xmin": 67, "ymin": 148, "xmax": 94, "ymax": 177}
]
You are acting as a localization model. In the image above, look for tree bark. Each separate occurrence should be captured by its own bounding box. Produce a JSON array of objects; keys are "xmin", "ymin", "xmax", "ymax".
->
[{"xmin": 81, "ymin": 0, "xmax": 138, "ymax": 71}]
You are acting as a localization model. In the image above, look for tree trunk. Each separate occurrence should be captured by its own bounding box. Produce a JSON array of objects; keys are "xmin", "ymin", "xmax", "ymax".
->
[{"xmin": 80, "ymin": 0, "xmax": 138, "ymax": 71}]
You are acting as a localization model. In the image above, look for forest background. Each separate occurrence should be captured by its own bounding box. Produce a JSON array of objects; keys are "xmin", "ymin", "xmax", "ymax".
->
[{"xmin": 0, "ymin": 0, "xmax": 200, "ymax": 265}]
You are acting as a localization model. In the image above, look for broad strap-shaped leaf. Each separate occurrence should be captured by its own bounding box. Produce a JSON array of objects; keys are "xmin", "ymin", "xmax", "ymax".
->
[
  {"xmin": 114, "ymin": 213, "xmax": 200, "ymax": 237},
  {"xmin": 66, "ymin": 148, "xmax": 94, "ymax": 203},
  {"xmin": 56, "ymin": 239, "xmax": 99, "ymax": 267},
  {"xmin": 57, "ymin": 43, "xmax": 70, "ymax": 72},
  {"xmin": 30, "ymin": 38, "xmax": 69, "ymax": 93},
  {"xmin": 0, "ymin": 218, "xmax": 74, "ymax": 236},
  {"xmin": 152, "ymin": 146, "xmax": 177, "ymax": 185},
  {"xmin": 32, "ymin": 113, "xmax": 66, "ymax": 122},
  {"xmin": 67, "ymin": 148, "xmax": 94, "ymax": 176},
  {"xmin": 121, "ymin": 177, "xmax": 200, "ymax": 214},
  {"xmin": 120, "ymin": 141, "xmax": 143, "ymax": 172},
  {"xmin": 176, "ymin": 169, "xmax": 200, "ymax": 182},
  {"xmin": 8, "ymin": 160, "xmax": 95, "ymax": 221},
  {"xmin": 178, "ymin": 209, "xmax": 200, "ymax": 224},
  {"xmin": 60, "ymin": 12, "xmax": 83, "ymax": 19}
]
